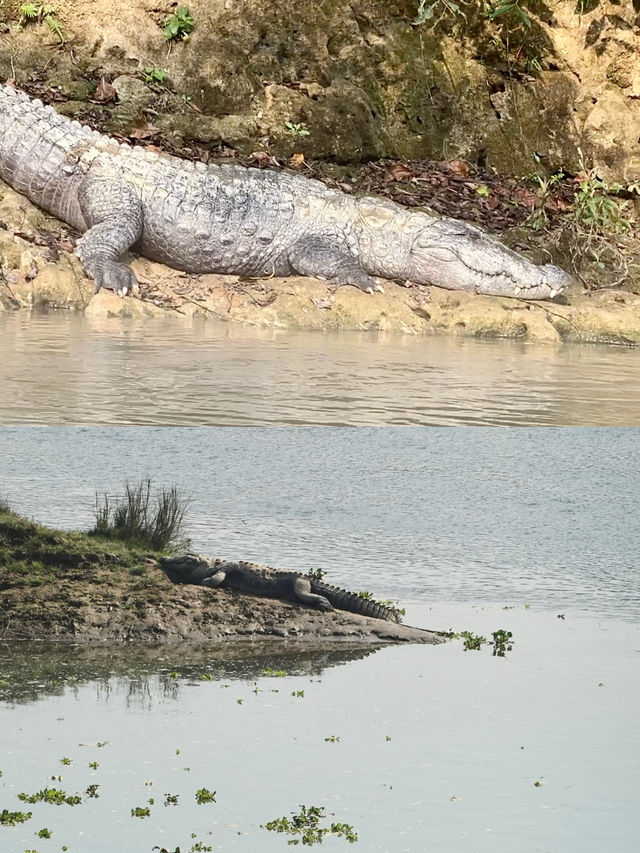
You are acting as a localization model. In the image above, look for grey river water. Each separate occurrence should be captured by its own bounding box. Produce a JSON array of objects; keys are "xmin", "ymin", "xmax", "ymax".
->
[
  {"xmin": 1, "ymin": 428, "xmax": 639, "ymax": 852},
  {"xmin": 2, "ymin": 312, "xmax": 640, "ymax": 425}
]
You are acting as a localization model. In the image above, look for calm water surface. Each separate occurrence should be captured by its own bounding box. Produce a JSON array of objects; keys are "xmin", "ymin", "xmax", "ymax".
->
[
  {"xmin": 1, "ymin": 428, "xmax": 639, "ymax": 851},
  {"xmin": 2, "ymin": 312, "xmax": 640, "ymax": 424}
]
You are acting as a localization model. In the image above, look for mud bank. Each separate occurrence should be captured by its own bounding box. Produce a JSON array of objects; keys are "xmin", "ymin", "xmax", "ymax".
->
[
  {"xmin": 1, "ymin": 179, "xmax": 639, "ymax": 346},
  {"xmin": 0, "ymin": 509, "xmax": 441, "ymax": 645}
]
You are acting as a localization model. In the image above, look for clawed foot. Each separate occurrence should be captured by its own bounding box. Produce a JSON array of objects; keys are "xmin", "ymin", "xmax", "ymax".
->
[
  {"xmin": 331, "ymin": 271, "xmax": 385, "ymax": 295},
  {"xmin": 75, "ymin": 245, "xmax": 138, "ymax": 297},
  {"xmin": 90, "ymin": 263, "xmax": 138, "ymax": 298}
]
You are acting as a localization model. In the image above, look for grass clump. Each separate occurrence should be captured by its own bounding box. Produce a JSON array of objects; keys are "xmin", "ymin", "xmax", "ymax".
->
[{"xmin": 92, "ymin": 479, "xmax": 189, "ymax": 551}]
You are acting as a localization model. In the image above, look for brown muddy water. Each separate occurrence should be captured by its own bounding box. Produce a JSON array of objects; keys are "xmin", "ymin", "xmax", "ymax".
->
[
  {"xmin": 2, "ymin": 312, "xmax": 640, "ymax": 424},
  {"xmin": 1, "ymin": 428, "xmax": 639, "ymax": 852}
]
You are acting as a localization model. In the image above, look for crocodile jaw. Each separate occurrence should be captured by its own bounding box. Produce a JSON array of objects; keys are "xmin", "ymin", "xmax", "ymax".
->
[{"xmin": 407, "ymin": 216, "xmax": 572, "ymax": 301}]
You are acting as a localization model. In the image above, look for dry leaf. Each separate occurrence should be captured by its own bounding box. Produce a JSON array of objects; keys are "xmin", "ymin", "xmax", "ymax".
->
[
  {"xmin": 250, "ymin": 151, "xmax": 271, "ymax": 167},
  {"xmin": 446, "ymin": 159, "xmax": 471, "ymax": 178},
  {"xmin": 94, "ymin": 77, "xmax": 117, "ymax": 103},
  {"xmin": 129, "ymin": 124, "xmax": 160, "ymax": 140},
  {"xmin": 546, "ymin": 197, "xmax": 573, "ymax": 212},
  {"xmin": 290, "ymin": 152, "xmax": 306, "ymax": 168},
  {"xmin": 384, "ymin": 163, "xmax": 413, "ymax": 182},
  {"xmin": 513, "ymin": 187, "xmax": 538, "ymax": 209}
]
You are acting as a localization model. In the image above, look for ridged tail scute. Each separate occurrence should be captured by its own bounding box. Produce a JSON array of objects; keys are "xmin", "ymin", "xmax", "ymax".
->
[{"xmin": 311, "ymin": 580, "xmax": 400, "ymax": 623}]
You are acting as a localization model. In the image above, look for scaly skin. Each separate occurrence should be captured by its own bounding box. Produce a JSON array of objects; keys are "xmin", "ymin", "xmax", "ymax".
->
[
  {"xmin": 160, "ymin": 554, "xmax": 401, "ymax": 623},
  {"xmin": 0, "ymin": 82, "xmax": 571, "ymax": 300}
]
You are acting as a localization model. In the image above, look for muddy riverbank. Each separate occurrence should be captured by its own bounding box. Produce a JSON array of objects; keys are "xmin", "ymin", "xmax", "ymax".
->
[{"xmin": 0, "ymin": 508, "xmax": 440, "ymax": 644}]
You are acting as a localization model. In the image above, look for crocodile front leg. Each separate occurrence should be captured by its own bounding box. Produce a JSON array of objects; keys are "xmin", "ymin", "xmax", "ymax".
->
[
  {"xmin": 75, "ymin": 177, "xmax": 143, "ymax": 296},
  {"xmin": 200, "ymin": 570, "xmax": 227, "ymax": 588},
  {"xmin": 288, "ymin": 236, "xmax": 384, "ymax": 294},
  {"xmin": 292, "ymin": 576, "xmax": 333, "ymax": 611}
]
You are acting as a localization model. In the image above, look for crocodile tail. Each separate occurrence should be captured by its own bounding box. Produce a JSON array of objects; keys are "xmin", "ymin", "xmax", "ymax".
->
[{"xmin": 310, "ymin": 580, "xmax": 400, "ymax": 623}]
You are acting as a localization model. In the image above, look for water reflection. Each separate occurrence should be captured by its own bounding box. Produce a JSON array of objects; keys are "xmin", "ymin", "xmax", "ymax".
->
[
  {"xmin": 0, "ymin": 641, "xmax": 378, "ymax": 706},
  {"xmin": 2, "ymin": 312, "xmax": 640, "ymax": 424}
]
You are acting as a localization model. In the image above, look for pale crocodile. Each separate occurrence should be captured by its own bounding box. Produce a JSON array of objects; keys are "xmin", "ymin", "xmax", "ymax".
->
[
  {"xmin": 0, "ymin": 81, "xmax": 571, "ymax": 300},
  {"xmin": 160, "ymin": 554, "xmax": 401, "ymax": 622}
]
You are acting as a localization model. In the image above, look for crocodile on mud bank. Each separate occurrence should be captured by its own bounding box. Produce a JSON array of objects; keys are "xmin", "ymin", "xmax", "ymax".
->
[
  {"xmin": 0, "ymin": 82, "xmax": 571, "ymax": 302},
  {"xmin": 160, "ymin": 554, "xmax": 402, "ymax": 622}
]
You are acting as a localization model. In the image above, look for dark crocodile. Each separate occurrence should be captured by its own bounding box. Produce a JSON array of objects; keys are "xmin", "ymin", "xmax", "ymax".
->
[
  {"xmin": 0, "ymin": 82, "xmax": 571, "ymax": 301},
  {"xmin": 160, "ymin": 554, "xmax": 401, "ymax": 622}
]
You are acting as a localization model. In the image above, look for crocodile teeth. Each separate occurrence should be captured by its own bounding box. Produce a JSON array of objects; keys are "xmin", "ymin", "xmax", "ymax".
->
[
  {"xmin": 514, "ymin": 286, "xmax": 522, "ymax": 295},
  {"xmin": 549, "ymin": 288, "xmax": 558, "ymax": 298}
]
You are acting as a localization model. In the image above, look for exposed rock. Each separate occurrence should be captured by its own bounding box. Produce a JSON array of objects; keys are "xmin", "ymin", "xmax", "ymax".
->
[{"xmin": 0, "ymin": 0, "xmax": 639, "ymax": 180}]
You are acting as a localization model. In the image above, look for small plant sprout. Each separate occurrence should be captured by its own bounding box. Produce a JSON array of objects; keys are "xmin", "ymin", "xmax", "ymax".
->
[
  {"xmin": 574, "ymin": 173, "xmax": 630, "ymax": 234},
  {"xmin": 284, "ymin": 121, "xmax": 311, "ymax": 138},
  {"xmin": 20, "ymin": 4, "xmax": 64, "ymax": 41},
  {"xmin": 59, "ymin": 756, "xmax": 71, "ymax": 765},
  {"xmin": 413, "ymin": 0, "xmax": 467, "ymax": 26},
  {"xmin": 485, "ymin": 1, "xmax": 532, "ymax": 28},
  {"xmin": 307, "ymin": 567, "xmax": 325, "ymax": 581},
  {"xmin": 195, "ymin": 788, "xmax": 216, "ymax": 804},
  {"xmin": 88, "ymin": 761, "xmax": 99, "ymax": 770},
  {"xmin": 324, "ymin": 735, "xmax": 340, "ymax": 743},
  {"xmin": 144, "ymin": 67, "xmax": 168, "ymax": 85},
  {"xmin": 163, "ymin": 6, "xmax": 195, "ymax": 41}
]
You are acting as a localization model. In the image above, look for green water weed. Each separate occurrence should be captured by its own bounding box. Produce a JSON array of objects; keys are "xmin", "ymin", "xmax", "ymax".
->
[
  {"xmin": 263, "ymin": 804, "xmax": 358, "ymax": 845},
  {"xmin": 195, "ymin": 788, "xmax": 216, "ymax": 804},
  {"xmin": 490, "ymin": 629, "xmax": 514, "ymax": 656},
  {"xmin": 130, "ymin": 806, "xmax": 150, "ymax": 818},
  {"xmin": 0, "ymin": 808, "xmax": 32, "ymax": 825}
]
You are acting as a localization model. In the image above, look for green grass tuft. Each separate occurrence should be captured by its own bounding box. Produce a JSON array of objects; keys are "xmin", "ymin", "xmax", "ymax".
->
[{"xmin": 92, "ymin": 479, "xmax": 189, "ymax": 551}]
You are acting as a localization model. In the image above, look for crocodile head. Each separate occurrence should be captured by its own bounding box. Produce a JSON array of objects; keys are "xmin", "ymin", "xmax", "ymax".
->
[{"xmin": 406, "ymin": 215, "xmax": 572, "ymax": 301}]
